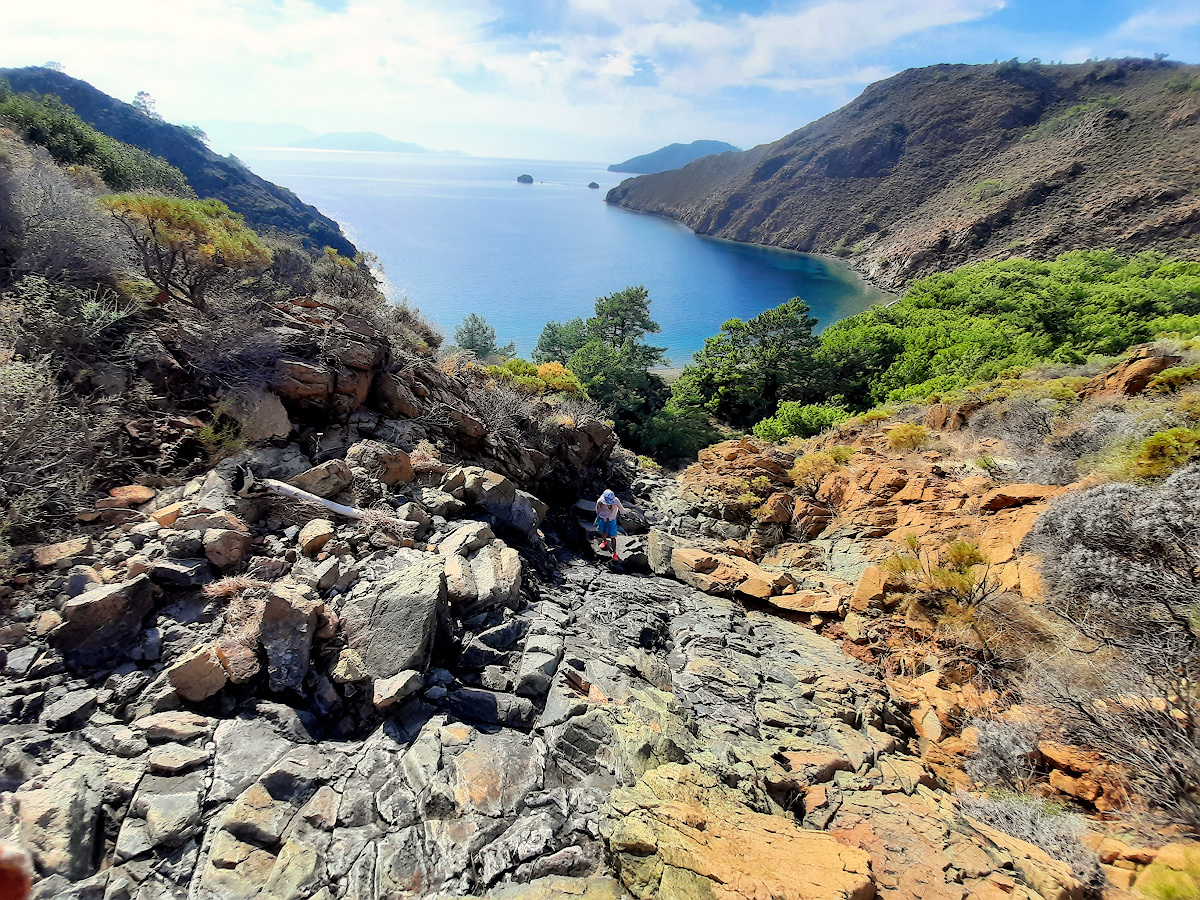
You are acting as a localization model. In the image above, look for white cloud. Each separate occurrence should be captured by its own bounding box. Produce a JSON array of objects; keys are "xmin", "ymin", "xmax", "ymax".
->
[{"xmin": 1, "ymin": 0, "xmax": 1007, "ymax": 159}]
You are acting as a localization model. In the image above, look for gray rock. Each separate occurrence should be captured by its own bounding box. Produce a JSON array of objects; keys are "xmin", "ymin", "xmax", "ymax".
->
[
  {"xmin": 290, "ymin": 459, "xmax": 355, "ymax": 498},
  {"xmin": 439, "ymin": 521, "xmax": 494, "ymax": 557},
  {"xmin": 211, "ymin": 715, "xmax": 296, "ymax": 804},
  {"xmin": 51, "ymin": 574, "xmax": 154, "ymax": 668},
  {"xmin": 342, "ymin": 558, "xmax": 446, "ymax": 679},
  {"xmin": 130, "ymin": 773, "xmax": 204, "ymax": 849},
  {"xmin": 150, "ymin": 559, "xmax": 213, "ymax": 588},
  {"xmin": 4, "ymin": 645, "xmax": 38, "ymax": 677},
  {"xmin": 260, "ymin": 580, "xmax": 321, "ymax": 692},
  {"xmin": 414, "ymin": 487, "xmax": 465, "ymax": 518},
  {"xmin": 467, "ymin": 543, "xmax": 522, "ymax": 610},
  {"xmin": 447, "ymin": 688, "xmax": 536, "ymax": 728},
  {"xmin": 40, "ymin": 689, "xmax": 98, "ymax": 730}
]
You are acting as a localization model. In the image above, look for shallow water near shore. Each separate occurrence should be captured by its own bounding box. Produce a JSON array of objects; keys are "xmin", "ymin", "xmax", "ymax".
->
[{"xmin": 237, "ymin": 149, "xmax": 891, "ymax": 363}]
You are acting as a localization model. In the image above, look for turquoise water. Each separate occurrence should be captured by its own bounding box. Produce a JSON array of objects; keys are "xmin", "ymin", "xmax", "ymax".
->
[{"xmin": 236, "ymin": 150, "xmax": 891, "ymax": 364}]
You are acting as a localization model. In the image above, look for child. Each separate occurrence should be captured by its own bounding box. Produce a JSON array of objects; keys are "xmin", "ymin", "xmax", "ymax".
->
[{"xmin": 594, "ymin": 489, "xmax": 625, "ymax": 561}]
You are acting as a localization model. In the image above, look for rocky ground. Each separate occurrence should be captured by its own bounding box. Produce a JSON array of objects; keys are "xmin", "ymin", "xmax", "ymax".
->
[{"xmin": 4, "ymin": 342, "xmax": 1200, "ymax": 899}]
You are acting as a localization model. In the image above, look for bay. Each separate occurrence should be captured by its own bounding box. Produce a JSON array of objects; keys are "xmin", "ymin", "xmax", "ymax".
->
[{"xmin": 235, "ymin": 149, "xmax": 891, "ymax": 363}]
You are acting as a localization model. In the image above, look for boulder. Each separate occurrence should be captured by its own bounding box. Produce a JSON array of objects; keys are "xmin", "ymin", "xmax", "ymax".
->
[
  {"xmin": 151, "ymin": 558, "xmax": 214, "ymax": 587},
  {"xmin": 290, "ymin": 460, "xmax": 354, "ymax": 498},
  {"xmin": 415, "ymin": 487, "xmax": 465, "ymax": 518},
  {"xmin": 12, "ymin": 759, "xmax": 105, "ymax": 880},
  {"xmin": 298, "ymin": 519, "xmax": 336, "ymax": 556},
  {"xmin": 168, "ymin": 643, "xmax": 230, "ymax": 702},
  {"xmin": 276, "ymin": 359, "xmax": 334, "ymax": 403},
  {"xmin": 468, "ymin": 542, "xmax": 523, "ymax": 610},
  {"xmin": 32, "ymin": 536, "xmax": 92, "ymax": 569},
  {"xmin": 109, "ymin": 484, "xmax": 157, "ymax": 506},
  {"xmin": 372, "ymin": 670, "xmax": 424, "ymax": 708},
  {"xmin": 259, "ymin": 580, "xmax": 322, "ymax": 692},
  {"xmin": 346, "ymin": 439, "xmax": 413, "ymax": 486},
  {"xmin": 850, "ymin": 565, "xmax": 887, "ymax": 612},
  {"xmin": 40, "ymin": 690, "xmax": 98, "ymax": 730},
  {"xmin": 204, "ymin": 528, "xmax": 252, "ymax": 570},
  {"xmin": 979, "ymin": 484, "xmax": 1061, "ymax": 512},
  {"xmin": 439, "ymin": 521, "xmax": 495, "ymax": 557},
  {"xmin": 51, "ymin": 574, "xmax": 154, "ymax": 668},
  {"xmin": 219, "ymin": 387, "xmax": 292, "ymax": 441},
  {"xmin": 342, "ymin": 558, "xmax": 446, "ymax": 679},
  {"xmin": 1084, "ymin": 347, "xmax": 1181, "ymax": 397}
]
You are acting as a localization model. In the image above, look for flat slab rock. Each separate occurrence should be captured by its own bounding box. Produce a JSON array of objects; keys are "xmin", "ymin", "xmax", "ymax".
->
[{"xmin": 2, "ymin": 559, "xmax": 1087, "ymax": 900}]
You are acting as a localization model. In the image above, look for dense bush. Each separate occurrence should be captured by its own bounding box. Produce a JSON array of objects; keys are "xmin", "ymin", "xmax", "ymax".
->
[
  {"xmin": 485, "ymin": 358, "xmax": 586, "ymax": 396},
  {"xmin": 0, "ymin": 359, "xmax": 117, "ymax": 550},
  {"xmin": 1025, "ymin": 469, "xmax": 1200, "ymax": 822},
  {"xmin": 0, "ymin": 91, "xmax": 190, "ymax": 195},
  {"xmin": 753, "ymin": 402, "xmax": 848, "ymax": 441},
  {"xmin": 957, "ymin": 793, "xmax": 1100, "ymax": 887},
  {"xmin": 0, "ymin": 275, "xmax": 135, "ymax": 371},
  {"xmin": 813, "ymin": 251, "xmax": 1200, "ymax": 409},
  {"xmin": 0, "ymin": 138, "xmax": 130, "ymax": 289}
]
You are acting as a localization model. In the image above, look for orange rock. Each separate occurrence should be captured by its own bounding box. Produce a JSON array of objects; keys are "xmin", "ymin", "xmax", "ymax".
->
[
  {"xmin": 1083, "ymin": 347, "xmax": 1180, "ymax": 397},
  {"xmin": 979, "ymin": 484, "xmax": 1062, "ymax": 512},
  {"xmin": 759, "ymin": 492, "xmax": 793, "ymax": 524},
  {"xmin": 850, "ymin": 565, "xmax": 886, "ymax": 612},
  {"xmin": 672, "ymin": 547, "xmax": 721, "ymax": 574},
  {"xmin": 151, "ymin": 501, "xmax": 189, "ymax": 528},
  {"xmin": 32, "ymin": 537, "xmax": 92, "ymax": 569},
  {"xmin": 108, "ymin": 484, "xmax": 156, "ymax": 506}
]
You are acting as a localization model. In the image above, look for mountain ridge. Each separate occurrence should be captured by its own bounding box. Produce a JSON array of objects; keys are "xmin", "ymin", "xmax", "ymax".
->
[
  {"xmin": 606, "ymin": 59, "xmax": 1200, "ymax": 289},
  {"xmin": 608, "ymin": 139, "xmax": 740, "ymax": 174},
  {"xmin": 0, "ymin": 66, "xmax": 356, "ymax": 256}
]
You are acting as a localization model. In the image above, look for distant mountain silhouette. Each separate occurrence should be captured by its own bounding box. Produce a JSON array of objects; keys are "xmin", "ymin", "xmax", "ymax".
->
[
  {"xmin": 608, "ymin": 140, "xmax": 740, "ymax": 174},
  {"xmin": 292, "ymin": 131, "xmax": 429, "ymax": 153}
]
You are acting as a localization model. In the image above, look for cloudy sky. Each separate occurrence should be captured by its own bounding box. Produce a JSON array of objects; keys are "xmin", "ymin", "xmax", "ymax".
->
[{"xmin": 5, "ymin": 0, "xmax": 1200, "ymax": 161}]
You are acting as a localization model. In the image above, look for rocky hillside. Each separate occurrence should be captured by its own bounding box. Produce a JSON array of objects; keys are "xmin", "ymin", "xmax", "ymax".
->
[
  {"xmin": 608, "ymin": 140, "xmax": 739, "ymax": 175},
  {"xmin": 6, "ymin": 325, "xmax": 1200, "ymax": 898},
  {"xmin": 607, "ymin": 59, "xmax": 1200, "ymax": 289},
  {"xmin": 0, "ymin": 67, "xmax": 355, "ymax": 257}
]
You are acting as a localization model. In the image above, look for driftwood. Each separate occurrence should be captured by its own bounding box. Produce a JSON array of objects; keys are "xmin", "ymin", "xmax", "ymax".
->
[{"xmin": 232, "ymin": 466, "xmax": 368, "ymax": 520}]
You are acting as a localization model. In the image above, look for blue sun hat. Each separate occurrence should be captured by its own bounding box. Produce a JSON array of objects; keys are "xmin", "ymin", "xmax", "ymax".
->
[{"xmin": 601, "ymin": 490, "xmax": 617, "ymax": 504}]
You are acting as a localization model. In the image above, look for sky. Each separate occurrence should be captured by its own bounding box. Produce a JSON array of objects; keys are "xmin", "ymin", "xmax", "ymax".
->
[{"xmin": 4, "ymin": 0, "xmax": 1200, "ymax": 161}]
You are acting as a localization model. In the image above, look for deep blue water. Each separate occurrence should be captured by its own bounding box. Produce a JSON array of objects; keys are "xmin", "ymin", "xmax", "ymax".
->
[{"xmin": 236, "ymin": 150, "xmax": 891, "ymax": 364}]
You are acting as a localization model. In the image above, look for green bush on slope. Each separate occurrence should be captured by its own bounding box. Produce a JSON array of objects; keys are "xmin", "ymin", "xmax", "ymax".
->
[
  {"xmin": 0, "ymin": 88, "xmax": 190, "ymax": 195},
  {"xmin": 807, "ymin": 250, "xmax": 1200, "ymax": 409}
]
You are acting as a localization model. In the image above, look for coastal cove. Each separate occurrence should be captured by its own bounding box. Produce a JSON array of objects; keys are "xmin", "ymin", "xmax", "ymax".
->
[{"xmin": 234, "ymin": 149, "xmax": 891, "ymax": 362}]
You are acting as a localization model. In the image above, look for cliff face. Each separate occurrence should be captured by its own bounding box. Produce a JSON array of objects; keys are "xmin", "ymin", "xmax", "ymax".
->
[
  {"xmin": 607, "ymin": 59, "xmax": 1200, "ymax": 289},
  {"xmin": 0, "ymin": 67, "xmax": 356, "ymax": 257}
]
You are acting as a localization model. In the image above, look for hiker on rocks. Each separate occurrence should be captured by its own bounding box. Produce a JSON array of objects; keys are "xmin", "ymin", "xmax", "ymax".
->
[{"xmin": 595, "ymin": 489, "xmax": 625, "ymax": 561}]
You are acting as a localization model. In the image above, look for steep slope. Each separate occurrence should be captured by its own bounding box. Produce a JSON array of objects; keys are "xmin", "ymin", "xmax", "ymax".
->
[
  {"xmin": 0, "ymin": 67, "xmax": 355, "ymax": 256},
  {"xmin": 607, "ymin": 59, "xmax": 1200, "ymax": 289},
  {"xmin": 608, "ymin": 139, "xmax": 739, "ymax": 174}
]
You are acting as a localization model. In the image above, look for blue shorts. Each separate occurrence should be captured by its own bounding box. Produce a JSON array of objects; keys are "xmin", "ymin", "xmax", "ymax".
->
[{"xmin": 596, "ymin": 518, "xmax": 618, "ymax": 538}]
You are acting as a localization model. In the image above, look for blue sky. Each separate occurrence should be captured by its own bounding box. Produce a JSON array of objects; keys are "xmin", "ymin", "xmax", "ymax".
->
[{"xmin": 5, "ymin": 0, "xmax": 1199, "ymax": 160}]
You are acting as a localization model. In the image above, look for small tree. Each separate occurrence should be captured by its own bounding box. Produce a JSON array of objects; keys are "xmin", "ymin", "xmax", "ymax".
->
[
  {"xmin": 101, "ymin": 196, "xmax": 272, "ymax": 310},
  {"xmin": 132, "ymin": 91, "xmax": 162, "ymax": 120},
  {"xmin": 454, "ymin": 313, "xmax": 514, "ymax": 362}
]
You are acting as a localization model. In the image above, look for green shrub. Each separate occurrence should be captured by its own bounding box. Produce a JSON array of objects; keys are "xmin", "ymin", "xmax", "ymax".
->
[
  {"xmin": 887, "ymin": 422, "xmax": 929, "ymax": 450},
  {"xmin": 969, "ymin": 178, "xmax": 1005, "ymax": 201},
  {"xmin": 1150, "ymin": 365, "xmax": 1200, "ymax": 393},
  {"xmin": 0, "ymin": 92, "xmax": 190, "ymax": 194},
  {"xmin": 1116, "ymin": 427, "xmax": 1200, "ymax": 481},
  {"xmin": 789, "ymin": 447, "xmax": 852, "ymax": 495},
  {"xmin": 1022, "ymin": 98, "xmax": 1118, "ymax": 142},
  {"xmin": 753, "ymin": 402, "xmax": 849, "ymax": 442}
]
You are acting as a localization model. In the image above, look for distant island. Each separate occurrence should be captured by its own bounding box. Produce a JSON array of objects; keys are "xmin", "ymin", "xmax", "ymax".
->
[
  {"xmin": 609, "ymin": 140, "xmax": 740, "ymax": 174},
  {"xmin": 517, "ymin": 174, "xmax": 534, "ymax": 184},
  {"xmin": 588, "ymin": 181, "xmax": 600, "ymax": 189},
  {"xmin": 291, "ymin": 131, "xmax": 429, "ymax": 153}
]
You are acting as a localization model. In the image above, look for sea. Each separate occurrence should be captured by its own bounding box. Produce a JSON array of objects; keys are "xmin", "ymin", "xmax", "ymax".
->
[{"xmin": 234, "ymin": 149, "xmax": 891, "ymax": 365}]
